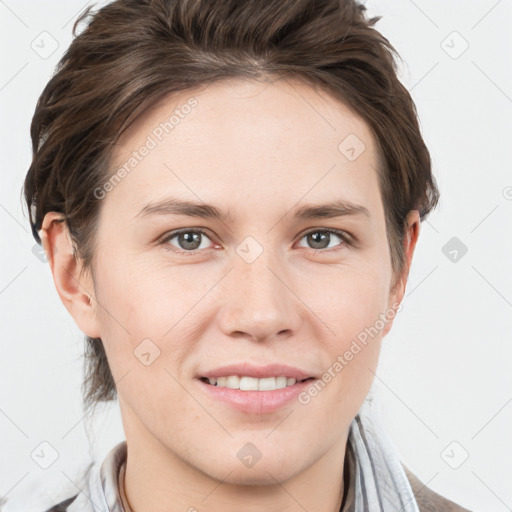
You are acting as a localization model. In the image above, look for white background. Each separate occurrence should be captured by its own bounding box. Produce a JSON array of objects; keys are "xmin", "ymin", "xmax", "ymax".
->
[{"xmin": 0, "ymin": 1, "xmax": 511, "ymax": 511}]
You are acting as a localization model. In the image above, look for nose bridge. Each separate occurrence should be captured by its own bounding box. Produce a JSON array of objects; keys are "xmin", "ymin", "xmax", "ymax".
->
[
  {"xmin": 218, "ymin": 238, "xmax": 301, "ymax": 340},
  {"xmin": 241, "ymin": 247, "xmax": 282, "ymax": 307}
]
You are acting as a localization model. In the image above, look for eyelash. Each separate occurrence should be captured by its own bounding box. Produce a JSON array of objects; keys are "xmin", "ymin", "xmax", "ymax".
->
[{"xmin": 159, "ymin": 227, "xmax": 354, "ymax": 255}]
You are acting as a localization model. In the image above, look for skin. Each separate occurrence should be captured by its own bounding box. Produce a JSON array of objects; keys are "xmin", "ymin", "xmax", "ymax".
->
[{"xmin": 41, "ymin": 76, "xmax": 420, "ymax": 512}]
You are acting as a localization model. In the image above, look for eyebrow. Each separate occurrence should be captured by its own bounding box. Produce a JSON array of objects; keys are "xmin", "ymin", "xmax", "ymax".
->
[{"xmin": 135, "ymin": 197, "xmax": 371, "ymax": 222}]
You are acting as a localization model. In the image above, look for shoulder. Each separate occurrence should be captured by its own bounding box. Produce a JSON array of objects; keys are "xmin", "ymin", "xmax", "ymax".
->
[
  {"xmin": 0, "ymin": 491, "xmax": 79, "ymax": 512},
  {"xmin": 41, "ymin": 495, "xmax": 79, "ymax": 512},
  {"xmin": 0, "ymin": 461, "xmax": 92, "ymax": 512},
  {"xmin": 402, "ymin": 464, "xmax": 474, "ymax": 512}
]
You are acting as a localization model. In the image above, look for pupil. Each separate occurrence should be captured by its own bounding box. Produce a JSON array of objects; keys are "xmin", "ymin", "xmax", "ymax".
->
[
  {"xmin": 308, "ymin": 232, "xmax": 328, "ymax": 249},
  {"xmin": 180, "ymin": 232, "xmax": 201, "ymax": 250}
]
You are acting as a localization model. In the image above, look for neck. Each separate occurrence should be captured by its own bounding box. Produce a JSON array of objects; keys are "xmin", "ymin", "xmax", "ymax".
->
[{"xmin": 120, "ymin": 430, "xmax": 348, "ymax": 512}]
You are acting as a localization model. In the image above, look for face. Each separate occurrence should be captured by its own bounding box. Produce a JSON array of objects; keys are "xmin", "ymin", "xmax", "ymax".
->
[{"xmin": 45, "ymin": 77, "xmax": 418, "ymax": 486}]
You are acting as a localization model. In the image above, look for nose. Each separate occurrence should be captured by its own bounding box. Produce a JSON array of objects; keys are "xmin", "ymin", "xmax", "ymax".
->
[{"xmin": 216, "ymin": 244, "xmax": 303, "ymax": 343}]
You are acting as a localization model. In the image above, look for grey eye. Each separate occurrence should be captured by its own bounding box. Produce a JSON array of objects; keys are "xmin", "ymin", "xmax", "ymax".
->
[
  {"xmin": 164, "ymin": 230, "xmax": 213, "ymax": 252},
  {"xmin": 297, "ymin": 230, "xmax": 344, "ymax": 250}
]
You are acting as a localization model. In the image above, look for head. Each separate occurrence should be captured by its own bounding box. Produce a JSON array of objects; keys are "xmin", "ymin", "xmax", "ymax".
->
[{"xmin": 24, "ymin": 0, "xmax": 438, "ymax": 484}]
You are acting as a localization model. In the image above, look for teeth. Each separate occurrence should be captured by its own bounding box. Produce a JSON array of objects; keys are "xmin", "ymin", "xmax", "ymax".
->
[
  {"xmin": 204, "ymin": 375, "xmax": 300, "ymax": 390},
  {"xmin": 226, "ymin": 375, "xmax": 240, "ymax": 389},
  {"xmin": 275, "ymin": 376, "xmax": 287, "ymax": 389},
  {"xmin": 257, "ymin": 377, "xmax": 277, "ymax": 391},
  {"xmin": 241, "ymin": 376, "xmax": 258, "ymax": 390}
]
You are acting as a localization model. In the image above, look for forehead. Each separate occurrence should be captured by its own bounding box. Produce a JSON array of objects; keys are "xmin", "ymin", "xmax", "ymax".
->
[
  {"xmin": 105, "ymin": 77, "xmax": 382, "ymax": 221},
  {"xmin": 113, "ymin": 76, "xmax": 377, "ymax": 157}
]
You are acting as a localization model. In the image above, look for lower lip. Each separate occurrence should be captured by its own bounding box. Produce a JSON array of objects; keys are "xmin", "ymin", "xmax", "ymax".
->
[{"xmin": 196, "ymin": 378, "xmax": 315, "ymax": 414}]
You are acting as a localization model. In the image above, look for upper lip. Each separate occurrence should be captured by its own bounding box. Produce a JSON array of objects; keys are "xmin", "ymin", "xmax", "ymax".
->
[{"xmin": 198, "ymin": 363, "xmax": 315, "ymax": 381}]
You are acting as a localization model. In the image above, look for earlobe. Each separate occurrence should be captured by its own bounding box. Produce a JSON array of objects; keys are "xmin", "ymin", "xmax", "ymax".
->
[{"xmin": 40, "ymin": 212, "xmax": 101, "ymax": 338}]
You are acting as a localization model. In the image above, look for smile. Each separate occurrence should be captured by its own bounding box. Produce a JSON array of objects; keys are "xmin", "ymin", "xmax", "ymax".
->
[{"xmin": 200, "ymin": 375, "xmax": 314, "ymax": 391}]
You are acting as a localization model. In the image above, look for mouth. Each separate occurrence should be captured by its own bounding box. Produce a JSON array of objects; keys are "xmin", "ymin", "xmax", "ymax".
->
[
  {"xmin": 195, "ymin": 363, "xmax": 318, "ymax": 413},
  {"xmin": 198, "ymin": 375, "xmax": 316, "ymax": 391},
  {"xmin": 196, "ymin": 374, "xmax": 317, "ymax": 414}
]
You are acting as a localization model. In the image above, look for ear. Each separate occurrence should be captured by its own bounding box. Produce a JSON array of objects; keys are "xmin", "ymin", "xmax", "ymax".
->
[
  {"xmin": 382, "ymin": 210, "xmax": 421, "ymax": 337},
  {"xmin": 39, "ymin": 212, "xmax": 102, "ymax": 338}
]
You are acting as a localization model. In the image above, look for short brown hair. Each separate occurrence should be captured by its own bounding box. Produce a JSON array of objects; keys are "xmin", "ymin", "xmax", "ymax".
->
[{"xmin": 23, "ymin": 0, "xmax": 439, "ymax": 415}]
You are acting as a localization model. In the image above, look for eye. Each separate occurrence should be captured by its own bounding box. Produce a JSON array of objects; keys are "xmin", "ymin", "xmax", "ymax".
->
[
  {"xmin": 159, "ymin": 227, "xmax": 353, "ymax": 255},
  {"xmin": 160, "ymin": 228, "xmax": 216, "ymax": 254},
  {"xmin": 296, "ymin": 228, "xmax": 352, "ymax": 251}
]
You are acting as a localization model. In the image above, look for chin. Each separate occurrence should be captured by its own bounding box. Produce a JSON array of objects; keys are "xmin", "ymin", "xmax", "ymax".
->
[
  {"xmin": 214, "ymin": 465, "xmax": 298, "ymax": 487},
  {"xmin": 200, "ymin": 450, "xmax": 305, "ymax": 486}
]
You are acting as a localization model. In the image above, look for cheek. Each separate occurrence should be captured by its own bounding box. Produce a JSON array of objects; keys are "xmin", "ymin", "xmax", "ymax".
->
[
  {"xmin": 302, "ymin": 261, "xmax": 391, "ymax": 342},
  {"xmin": 309, "ymin": 272, "xmax": 387, "ymax": 411},
  {"xmin": 92, "ymin": 256, "xmax": 214, "ymax": 381},
  {"xmin": 303, "ymin": 262, "xmax": 390, "ymax": 393},
  {"xmin": 94, "ymin": 252, "xmax": 191, "ymax": 334}
]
